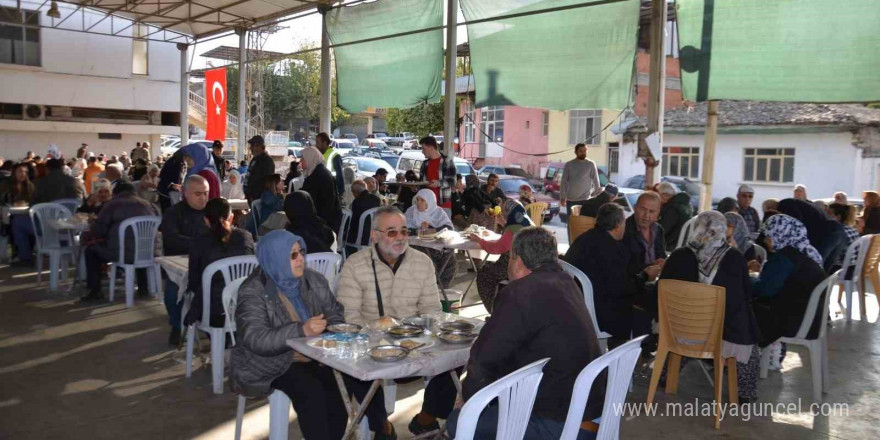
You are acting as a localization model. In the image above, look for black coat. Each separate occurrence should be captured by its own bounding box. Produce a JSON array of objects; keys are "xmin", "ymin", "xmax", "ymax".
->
[
  {"xmin": 778, "ymin": 198, "xmax": 847, "ymax": 269},
  {"xmin": 659, "ymin": 247, "xmax": 759, "ymax": 346},
  {"xmin": 623, "ymin": 215, "xmax": 666, "ymax": 287},
  {"xmin": 245, "ymin": 152, "xmax": 275, "ymax": 202},
  {"xmin": 185, "ymin": 228, "xmax": 255, "ymax": 327},
  {"xmin": 301, "ymin": 163, "xmax": 342, "ymax": 231},
  {"xmin": 284, "ymin": 191, "xmax": 336, "ymax": 253},
  {"xmin": 563, "ymin": 228, "xmax": 632, "ymax": 337},
  {"xmin": 348, "ymin": 192, "xmax": 381, "ymax": 244},
  {"xmin": 577, "ymin": 192, "xmax": 612, "ymax": 218},
  {"xmin": 463, "ymin": 263, "xmax": 605, "ymax": 423},
  {"xmin": 462, "ymin": 186, "xmax": 493, "ymax": 214},
  {"xmin": 753, "ymin": 247, "xmax": 827, "ymax": 347},
  {"xmin": 161, "ymin": 201, "xmax": 209, "ymax": 256}
]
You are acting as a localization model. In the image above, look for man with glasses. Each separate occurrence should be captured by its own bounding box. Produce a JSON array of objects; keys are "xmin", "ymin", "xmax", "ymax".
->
[
  {"xmin": 737, "ymin": 184, "xmax": 760, "ymax": 234},
  {"xmin": 337, "ymin": 206, "xmax": 459, "ymax": 437}
]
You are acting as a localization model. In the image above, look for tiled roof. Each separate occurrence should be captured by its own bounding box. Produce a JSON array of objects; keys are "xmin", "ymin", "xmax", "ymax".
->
[{"xmin": 664, "ymin": 101, "xmax": 880, "ymax": 128}]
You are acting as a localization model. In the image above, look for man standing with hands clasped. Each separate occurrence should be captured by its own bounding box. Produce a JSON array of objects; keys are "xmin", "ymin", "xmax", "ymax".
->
[{"xmin": 560, "ymin": 143, "xmax": 602, "ymax": 231}]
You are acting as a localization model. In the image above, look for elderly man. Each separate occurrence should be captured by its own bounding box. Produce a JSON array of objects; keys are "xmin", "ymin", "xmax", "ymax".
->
[
  {"xmin": 449, "ymin": 227, "xmax": 605, "ymax": 439},
  {"xmin": 337, "ymin": 206, "xmax": 459, "ymax": 436},
  {"xmin": 833, "ymin": 191, "xmax": 848, "ymax": 205},
  {"xmin": 737, "ymin": 184, "xmax": 761, "ymax": 234},
  {"xmin": 32, "ymin": 158, "xmax": 85, "ymax": 204},
  {"xmin": 315, "ymin": 132, "xmax": 345, "ymax": 197},
  {"xmin": 564, "ymin": 203, "xmax": 631, "ymax": 347},
  {"xmin": 245, "ymin": 135, "xmax": 275, "ymax": 203},
  {"xmin": 364, "ymin": 176, "xmax": 379, "ymax": 196},
  {"xmin": 104, "ymin": 163, "xmax": 126, "ymax": 188},
  {"xmin": 81, "ymin": 183, "xmax": 159, "ymax": 302},
  {"xmin": 657, "ymin": 181, "xmax": 693, "ymax": 249},
  {"xmin": 348, "ymin": 179, "xmax": 381, "ymax": 246},
  {"xmin": 161, "ymin": 175, "xmax": 210, "ymax": 345},
  {"xmin": 624, "ymin": 192, "xmax": 666, "ymax": 337}
]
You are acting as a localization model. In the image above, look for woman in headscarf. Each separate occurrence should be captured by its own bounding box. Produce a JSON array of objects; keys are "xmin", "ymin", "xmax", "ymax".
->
[
  {"xmin": 158, "ymin": 149, "xmax": 187, "ymax": 211},
  {"xmin": 222, "ymin": 169, "xmax": 246, "ymax": 200},
  {"xmin": 461, "ymin": 174, "xmax": 495, "ymax": 229},
  {"xmin": 284, "ymin": 190, "xmax": 336, "ymax": 253},
  {"xmin": 185, "ymin": 198, "xmax": 254, "ymax": 327},
  {"xmin": 229, "ymin": 230, "xmax": 348, "ymax": 440},
  {"xmin": 79, "ymin": 178, "xmax": 112, "ymax": 215},
  {"xmin": 468, "ymin": 198, "xmax": 534, "ymax": 312},
  {"xmin": 300, "ymin": 147, "xmax": 342, "ymax": 231},
  {"xmin": 181, "ymin": 142, "xmax": 221, "ymax": 199},
  {"xmin": 406, "ymin": 189, "xmax": 457, "ymax": 289},
  {"xmin": 724, "ymin": 211, "xmax": 759, "ymax": 266},
  {"xmin": 137, "ymin": 163, "xmax": 160, "ymax": 203},
  {"xmin": 659, "ymin": 211, "xmax": 761, "ymax": 403},
  {"xmin": 752, "ymin": 214, "xmax": 826, "ymax": 354}
]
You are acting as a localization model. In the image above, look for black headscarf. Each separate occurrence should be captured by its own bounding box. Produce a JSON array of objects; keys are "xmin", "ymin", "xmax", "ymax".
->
[{"xmin": 284, "ymin": 190, "xmax": 336, "ymax": 253}]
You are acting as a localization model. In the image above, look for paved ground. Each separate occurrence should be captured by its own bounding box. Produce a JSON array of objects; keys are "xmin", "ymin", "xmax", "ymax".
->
[{"xmin": 2, "ymin": 229, "xmax": 880, "ymax": 439}]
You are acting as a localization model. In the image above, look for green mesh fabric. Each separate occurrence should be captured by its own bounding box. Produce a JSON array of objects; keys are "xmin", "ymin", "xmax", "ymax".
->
[
  {"xmin": 326, "ymin": 0, "xmax": 443, "ymax": 113},
  {"xmin": 460, "ymin": 0, "xmax": 639, "ymax": 110},
  {"xmin": 677, "ymin": 0, "xmax": 880, "ymax": 103}
]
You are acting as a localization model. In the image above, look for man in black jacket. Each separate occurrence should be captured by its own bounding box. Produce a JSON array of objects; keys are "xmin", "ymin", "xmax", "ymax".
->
[
  {"xmin": 624, "ymin": 191, "xmax": 666, "ymax": 337},
  {"xmin": 32, "ymin": 158, "xmax": 85, "ymax": 204},
  {"xmin": 211, "ymin": 140, "xmax": 226, "ymax": 181},
  {"xmin": 346, "ymin": 180, "xmax": 380, "ymax": 247},
  {"xmin": 564, "ymin": 202, "xmax": 631, "ymax": 347},
  {"xmin": 81, "ymin": 183, "xmax": 159, "ymax": 302},
  {"xmin": 450, "ymin": 227, "xmax": 605, "ymax": 439},
  {"xmin": 161, "ymin": 175, "xmax": 210, "ymax": 345},
  {"xmin": 577, "ymin": 184, "xmax": 618, "ymax": 217},
  {"xmin": 245, "ymin": 135, "xmax": 275, "ymax": 203}
]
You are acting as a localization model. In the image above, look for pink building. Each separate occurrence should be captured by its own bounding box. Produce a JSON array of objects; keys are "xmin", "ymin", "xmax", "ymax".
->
[{"xmin": 456, "ymin": 78, "xmax": 549, "ymax": 177}]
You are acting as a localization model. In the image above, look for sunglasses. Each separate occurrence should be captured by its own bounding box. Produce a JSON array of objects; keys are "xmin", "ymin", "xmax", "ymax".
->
[
  {"xmin": 290, "ymin": 249, "xmax": 305, "ymax": 260},
  {"xmin": 375, "ymin": 228, "xmax": 410, "ymax": 238}
]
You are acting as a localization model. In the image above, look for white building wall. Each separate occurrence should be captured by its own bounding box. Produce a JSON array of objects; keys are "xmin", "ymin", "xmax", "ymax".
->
[{"xmin": 618, "ymin": 131, "xmax": 868, "ymax": 213}]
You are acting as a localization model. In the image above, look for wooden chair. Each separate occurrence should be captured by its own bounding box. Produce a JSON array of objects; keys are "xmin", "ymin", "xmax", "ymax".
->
[
  {"xmin": 525, "ymin": 202, "xmax": 548, "ymax": 227},
  {"xmin": 647, "ymin": 279, "xmax": 734, "ymax": 430},
  {"xmin": 569, "ymin": 215, "xmax": 596, "ymax": 243}
]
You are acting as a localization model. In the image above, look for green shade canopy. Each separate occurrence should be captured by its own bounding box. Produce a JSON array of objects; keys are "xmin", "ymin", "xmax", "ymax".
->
[
  {"xmin": 677, "ymin": 0, "xmax": 880, "ymax": 103},
  {"xmin": 326, "ymin": 0, "xmax": 444, "ymax": 113},
  {"xmin": 460, "ymin": 0, "xmax": 639, "ymax": 110}
]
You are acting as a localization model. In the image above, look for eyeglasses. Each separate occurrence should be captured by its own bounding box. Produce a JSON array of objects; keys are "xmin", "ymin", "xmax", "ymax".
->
[
  {"xmin": 374, "ymin": 228, "xmax": 410, "ymax": 238},
  {"xmin": 290, "ymin": 250, "xmax": 304, "ymax": 260}
]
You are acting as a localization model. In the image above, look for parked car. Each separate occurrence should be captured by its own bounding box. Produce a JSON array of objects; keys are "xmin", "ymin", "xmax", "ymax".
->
[
  {"xmin": 288, "ymin": 141, "xmax": 303, "ymax": 148},
  {"xmin": 394, "ymin": 151, "xmax": 476, "ymax": 179},
  {"xmin": 542, "ymin": 162, "xmax": 610, "ymax": 200},
  {"xmin": 288, "ymin": 147, "xmax": 304, "ymax": 158},
  {"xmin": 402, "ymin": 138, "xmax": 420, "ymax": 149},
  {"xmin": 388, "ymin": 132, "xmax": 415, "ymax": 146},
  {"xmin": 367, "ymin": 132, "xmax": 390, "ymax": 141},
  {"xmin": 342, "ymin": 157, "xmax": 398, "ymax": 182},
  {"xmin": 331, "ymin": 139, "xmax": 357, "ymax": 150},
  {"xmin": 360, "ymin": 138, "xmax": 394, "ymax": 152},
  {"xmin": 614, "ymin": 187, "xmax": 643, "ymax": 218},
  {"xmin": 621, "ymin": 175, "xmax": 705, "ymax": 210},
  {"xmin": 493, "ymin": 176, "xmax": 560, "ymax": 222},
  {"xmin": 343, "ymin": 133, "xmax": 359, "ymax": 144}
]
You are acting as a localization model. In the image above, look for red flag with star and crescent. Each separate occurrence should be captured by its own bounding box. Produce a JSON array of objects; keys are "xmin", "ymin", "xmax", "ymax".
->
[{"xmin": 205, "ymin": 67, "xmax": 227, "ymax": 141}]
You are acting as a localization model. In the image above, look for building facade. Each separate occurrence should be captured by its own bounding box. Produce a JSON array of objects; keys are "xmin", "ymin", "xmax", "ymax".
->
[{"xmin": 0, "ymin": 1, "xmax": 181, "ymax": 160}]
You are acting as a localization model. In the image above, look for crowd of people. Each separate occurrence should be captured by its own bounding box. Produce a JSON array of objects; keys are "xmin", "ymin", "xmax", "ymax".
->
[{"xmin": 4, "ymin": 135, "xmax": 880, "ymax": 439}]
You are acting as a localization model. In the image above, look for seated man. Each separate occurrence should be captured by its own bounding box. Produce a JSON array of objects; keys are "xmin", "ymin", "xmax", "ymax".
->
[
  {"xmin": 623, "ymin": 191, "xmax": 666, "ymax": 337},
  {"xmin": 81, "ymin": 183, "xmax": 159, "ymax": 302},
  {"xmin": 347, "ymin": 179, "xmax": 381, "ymax": 247},
  {"xmin": 564, "ymin": 203, "xmax": 631, "ymax": 347},
  {"xmin": 160, "ymin": 175, "xmax": 210, "ymax": 345},
  {"xmin": 337, "ymin": 206, "xmax": 456, "ymax": 437},
  {"xmin": 32, "ymin": 158, "xmax": 85, "ymax": 204},
  {"xmin": 577, "ymin": 184, "xmax": 618, "ymax": 218},
  {"xmin": 657, "ymin": 181, "xmax": 694, "ymax": 249},
  {"xmin": 449, "ymin": 227, "xmax": 606, "ymax": 439}
]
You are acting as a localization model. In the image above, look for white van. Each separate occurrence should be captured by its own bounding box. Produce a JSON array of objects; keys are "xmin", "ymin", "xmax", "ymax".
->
[{"xmin": 395, "ymin": 151, "xmax": 476, "ymax": 178}]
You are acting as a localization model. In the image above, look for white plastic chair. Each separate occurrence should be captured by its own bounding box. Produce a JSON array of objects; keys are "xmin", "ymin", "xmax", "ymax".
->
[
  {"xmin": 251, "ymin": 200, "xmax": 263, "ymax": 241},
  {"xmin": 54, "ymin": 198, "xmax": 81, "ymax": 214},
  {"xmin": 351, "ymin": 206, "xmax": 380, "ymax": 252},
  {"xmin": 752, "ymin": 243, "xmax": 767, "ymax": 265},
  {"xmin": 339, "ymin": 209, "xmax": 353, "ymax": 259},
  {"xmin": 560, "ymin": 335, "xmax": 646, "ymax": 440},
  {"xmin": 306, "ymin": 252, "xmax": 343, "ymax": 291},
  {"xmin": 452, "ymin": 358, "xmax": 550, "ymax": 440},
  {"xmin": 185, "ymin": 255, "xmax": 259, "ymax": 394},
  {"xmin": 108, "ymin": 216, "xmax": 162, "ymax": 307},
  {"xmin": 30, "ymin": 203, "xmax": 76, "ymax": 291},
  {"xmin": 839, "ymin": 235, "xmax": 872, "ymax": 320},
  {"xmin": 287, "ymin": 176, "xmax": 304, "ymax": 193},
  {"xmin": 559, "ymin": 260, "xmax": 612, "ymax": 352},
  {"xmin": 234, "ymin": 389, "xmax": 369, "ymax": 440},
  {"xmin": 759, "ymin": 271, "xmax": 839, "ymax": 402},
  {"xmin": 675, "ymin": 216, "xmax": 698, "ymax": 249},
  {"xmin": 169, "ymin": 190, "xmax": 182, "ymax": 205}
]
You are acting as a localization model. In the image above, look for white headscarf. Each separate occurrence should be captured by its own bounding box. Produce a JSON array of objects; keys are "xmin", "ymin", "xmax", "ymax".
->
[
  {"xmin": 222, "ymin": 169, "xmax": 245, "ymax": 199},
  {"xmin": 406, "ymin": 189, "xmax": 451, "ymax": 229},
  {"xmin": 301, "ymin": 147, "xmax": 324, "ymax": 176}
]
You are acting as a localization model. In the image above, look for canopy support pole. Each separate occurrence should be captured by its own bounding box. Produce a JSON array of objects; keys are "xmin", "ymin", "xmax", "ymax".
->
[
  {"xmin": 319, "ymin": 5, "xmax": 332, "ymax": 135},
  {"xmin": 699, "ymin": 100, "xmax": 719, "ymax": 212},
  {"xmin": 644, "ymin": 0, "xmax": 667, "ymax": 188},
  {"xmin": 443, "ymin": 0, "xmax": 459, "ymax": 157},
  {"xmin": 237, "ymin": 27, "xmax": 247, "ymax": 163},
  {"xmin": 178, "ymin": 43, "xmax": 189, "ymax": 146}
]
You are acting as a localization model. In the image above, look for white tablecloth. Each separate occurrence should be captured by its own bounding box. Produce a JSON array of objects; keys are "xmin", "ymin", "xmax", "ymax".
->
[
  {"xmin": 156, "ymin": 255, "xmax": 189, "ymax": 291},
  {"xmin": 409, "ymin": 230, "xmax": 501, "ymax": 252},
  {"xmin": 228, "ymin": 199, "xmax": 250, "ymax": 210}
]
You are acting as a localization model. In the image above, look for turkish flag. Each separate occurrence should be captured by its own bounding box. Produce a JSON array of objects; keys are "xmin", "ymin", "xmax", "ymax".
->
[{"xmin": 205, "ymin": 67, "xmax": 227, "ymax": 141}]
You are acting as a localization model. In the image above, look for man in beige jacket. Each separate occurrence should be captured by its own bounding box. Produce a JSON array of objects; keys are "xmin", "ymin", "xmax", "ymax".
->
[{"xmin": 336, "ymin": 206, "xmax": 458, "ymax": 436}]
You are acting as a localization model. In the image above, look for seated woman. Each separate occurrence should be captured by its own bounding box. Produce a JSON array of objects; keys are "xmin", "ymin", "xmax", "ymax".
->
[
  {"xmin": 229, "ymin": 230, "xmax": 349, "ymax": 440},
  {"xmin": 468, "ymin": 198, "xmax": 534, "ymax": 312},
  {"xmin": 5, "ymin": 163, "xmax": 36, "ymax": 264},
  {"xmin": 284, "ymin": 190, "xmax": 336, "ymax": 254},
  {"xmin": 724, "ymin": 212, "xmax": 759, "ymax": 267},
  {"xmin": 660, "ymin": 211, "xmax": 761, "ymax": 402},
  {"xmin": 828, "ymin": 202, "xmax": 859, "ymax": 273},
  {"xmin": 461, "ymin": 175, "xmax": 495, "ymax": 229},
  {"xmin": 78, "ymin": 178, "xmax": 112, "ymax": 215},
  {"xmin": 752, "ymin": 214, "xmax": 826, "ymax": 363},
  {"xmin": 395, "ymin": 170, "xmax": 419, "ymax": 212},
  {"xmin": 247, "ymin": 174, "xmax": 285, "ymax": 236},
  {"xmin": 137, "ymin": 164, "xmax": 160, "ymax": 203},
  {"xmin": 406, "ymin": 189, "xmax": 457, "ymax": 289},
  {"xmin": 222, "ymin": 170, "xmax": 245, "ymax": 200},
  {"xmin": 185, "ymin": 198, "xmax": 255, "ymax": 327},
  {"xmin": 518, "ymin": 184, "xmax": 536, "ymax": 206}
]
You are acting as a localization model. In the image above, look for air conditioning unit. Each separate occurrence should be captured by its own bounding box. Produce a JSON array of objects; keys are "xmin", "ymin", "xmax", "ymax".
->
[{"xmin": 22, "ymin": 104, "xmax": 46, "ymax": 121}]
